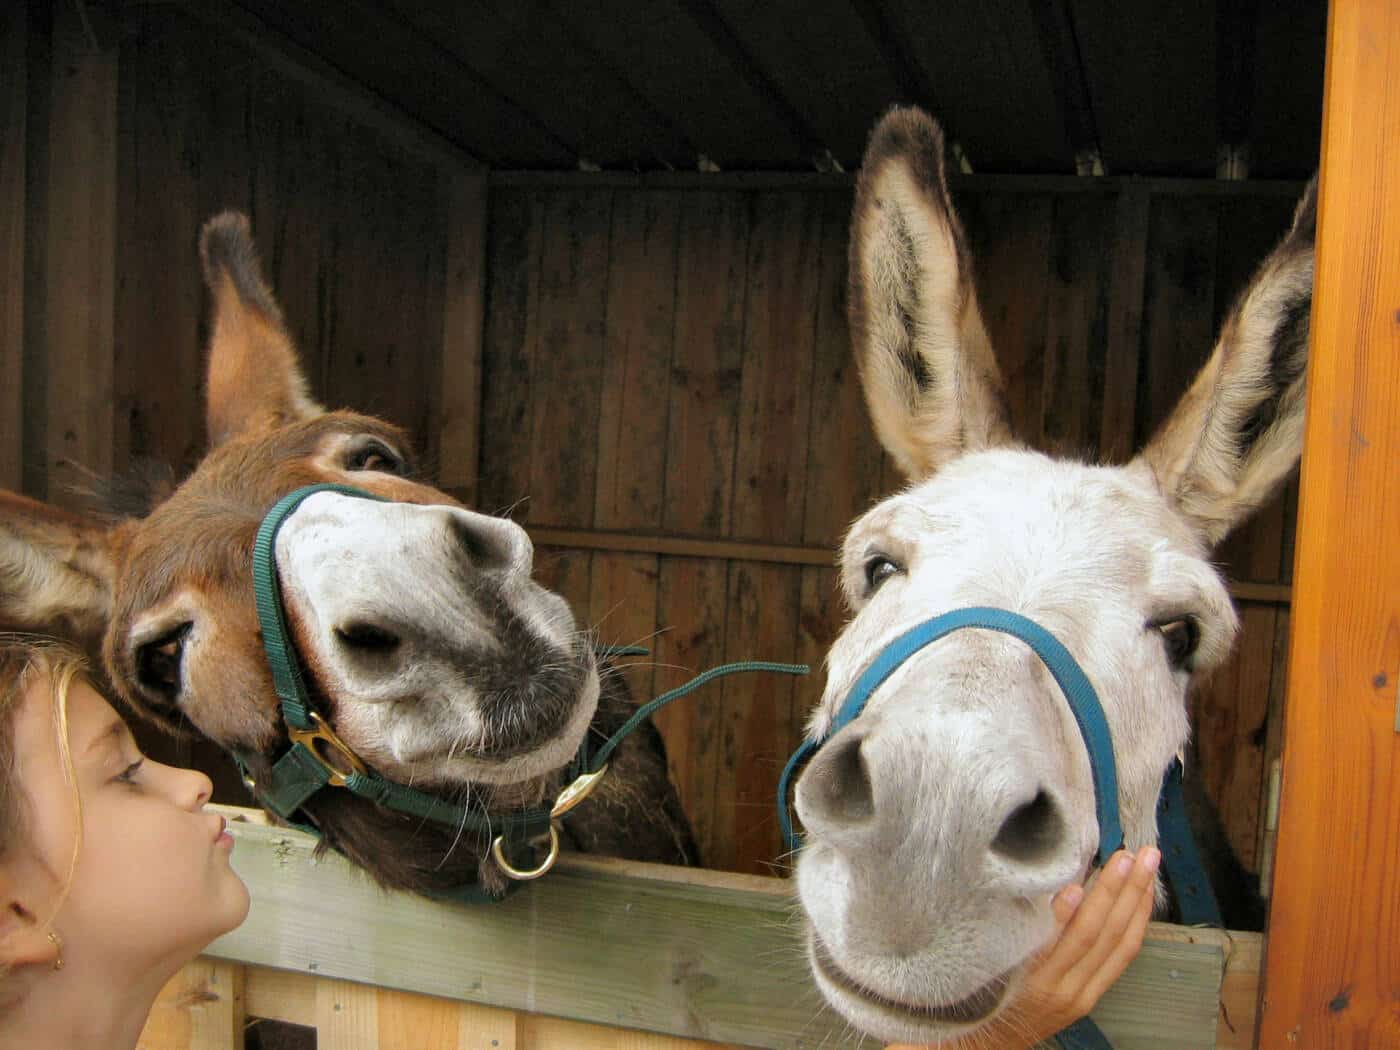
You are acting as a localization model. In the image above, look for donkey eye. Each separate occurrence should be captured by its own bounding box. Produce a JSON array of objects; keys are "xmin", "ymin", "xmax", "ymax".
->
[
  {"xmin": 135, "ymin": 623, "xmax": 191, "ymax": 699},
  {"xmin": 345, "ymin": 441, "xmax": 405, "ymax": 475},
  {"xmin": 864, "ymin": 555, "xmax": 902, "ymax": 594},
  {"xmin": 1154, "ymin": 617, "xmax": 1200, "ymax": 671}
]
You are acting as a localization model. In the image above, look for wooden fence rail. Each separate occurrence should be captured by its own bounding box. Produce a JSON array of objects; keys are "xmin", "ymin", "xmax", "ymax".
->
[{"xmin": 140, "ymin": 808, "xmax": 1260, "ymax": 1050}]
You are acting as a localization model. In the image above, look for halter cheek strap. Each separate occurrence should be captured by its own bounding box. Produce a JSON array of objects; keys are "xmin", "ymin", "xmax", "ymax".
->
[{"xmin": 777, "ymin": 606, "xmax": 1221, "ymax": 1050}]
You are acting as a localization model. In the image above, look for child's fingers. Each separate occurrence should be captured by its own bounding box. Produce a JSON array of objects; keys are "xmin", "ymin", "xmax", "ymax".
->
[
  {"xmin": 1032, "ymin": 849, "xmax": 1134, "ymax": 983},
  {"xmin": 1059, "ymin": 846, "xmax": 1159, "ymax": 991},
  {"xmin": 1073, "ymin": 874, "xmax": 1155, "ymax": 1008}
]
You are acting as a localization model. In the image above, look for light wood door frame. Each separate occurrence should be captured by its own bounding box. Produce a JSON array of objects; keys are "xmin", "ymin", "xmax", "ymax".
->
[{"xmin": 1258, "ymin": 0, "xmax": 1400, "ymax": 1045}]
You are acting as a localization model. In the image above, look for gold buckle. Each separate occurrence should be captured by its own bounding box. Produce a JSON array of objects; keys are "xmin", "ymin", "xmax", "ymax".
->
[
  {"xmin": 288, "ymin": 711, "xmax": 368, "ymax": 787},
  {"xmin": 550, "ymin": 764, "xmax": 609, "ymax": 818},
  {"xmin": 491, "ymin": 824, "xmax": 562, "ymax": 881}
]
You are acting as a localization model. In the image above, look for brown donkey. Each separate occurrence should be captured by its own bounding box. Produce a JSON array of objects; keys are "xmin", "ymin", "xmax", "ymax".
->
[{"xmin": 0, "ymin": 213, "xmax": 694, "ymax": 896}]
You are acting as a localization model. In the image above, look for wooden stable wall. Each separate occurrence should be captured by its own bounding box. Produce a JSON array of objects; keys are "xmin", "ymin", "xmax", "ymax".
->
[
  {"xmin": 478, "ymin": 175, "xmax": 1304, "ymax": 879},
  {"xmin": 4, "ymin": 4, "xmax": 1303, "ymax": 888}
]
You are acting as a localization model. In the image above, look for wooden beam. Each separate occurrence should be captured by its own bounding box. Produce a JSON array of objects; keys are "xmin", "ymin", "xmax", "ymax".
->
[
  {"xmin": 175, "ymin": 2, "xmax": 486, "ymax": 172},
  {"xmin": 0, "ymin": 5, "xmax": 26, "ymax": 493},
  {"xmin": 520, "ymin": 523, "xmax": 1292, "ymax": 605},
  {"xmin": 435, "ymin": 172, "xmax": 488, "ymax": 502},
  {"xmin": 673, "ymin": 0, "xmax": 830, "ymax": 167},
  {"xmin": 208, "ymin": 816, "xmax": 1231, "ymax": 1049},
  {"xmin": 490, "ymin": 168, "xmax": 1309, "ymax": 198},
  {"xmin": 1258, "ymin": 0, "xmax": 1400, "ymax": 1044},
  {"xmin": 1027, "ymin": 0, "xmax": 1103, "ymax": 173}
]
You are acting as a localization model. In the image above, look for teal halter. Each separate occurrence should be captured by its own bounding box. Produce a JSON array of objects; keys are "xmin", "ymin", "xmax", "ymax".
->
[
  {"xmin": 777, "ymin": 606, "xmax": 1220, "ymax": 1050},
  {"xmin": 241, "ymin": 483, "xmax": 806, "ymax": 901}
]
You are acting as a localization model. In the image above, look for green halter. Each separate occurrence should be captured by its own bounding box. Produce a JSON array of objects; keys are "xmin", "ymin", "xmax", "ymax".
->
[{"xmin": 239, "ymin": 483, "xmax": 806, "ymax": 901}]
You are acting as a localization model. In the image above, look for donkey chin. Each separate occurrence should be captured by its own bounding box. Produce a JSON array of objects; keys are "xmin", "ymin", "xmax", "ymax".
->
[{"xmin": 797, "ymin": 846, "xmax": 1052, "ymax": 1045}]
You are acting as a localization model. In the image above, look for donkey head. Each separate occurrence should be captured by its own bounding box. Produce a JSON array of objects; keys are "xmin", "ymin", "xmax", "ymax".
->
[
  {"xmin": 0, "ymin": 214, "xmax": 598, "ymax": 894},
  {"xmin": 792, "ymin": 109, "xmax": 1315, "ymax": 1044}
]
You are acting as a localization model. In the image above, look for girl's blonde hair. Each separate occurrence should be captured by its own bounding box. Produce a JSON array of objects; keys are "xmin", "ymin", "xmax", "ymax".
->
[{"xmin": 0, "ymin": 634, "xmax": 90, "ymax": 945}]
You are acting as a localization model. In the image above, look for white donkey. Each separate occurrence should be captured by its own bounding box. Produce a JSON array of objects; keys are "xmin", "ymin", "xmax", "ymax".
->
[{"xmin": 790, "ymin": 107, "xmax": 1314, "ymax": 1045}]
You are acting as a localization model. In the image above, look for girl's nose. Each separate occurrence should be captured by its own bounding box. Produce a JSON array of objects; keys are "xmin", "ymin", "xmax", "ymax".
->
[{"xmin": 153, "ymin": 760, "xmax": 213, "ymax": 810}]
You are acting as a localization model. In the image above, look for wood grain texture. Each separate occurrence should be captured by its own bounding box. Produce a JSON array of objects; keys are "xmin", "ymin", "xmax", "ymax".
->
[
  {"xmin": 435, "ymin": 171, "xmax": 487, "ymax": 498},
  {"xmin": 40, "ymin": 0, "xmax": 117, "ymax": 507},
  {"xmin": 1259, "ymin": 1, "xmax": 1400, "ymax": 1043},
  {"xmin": 195, "ymin": 817, "xmax": 1231, "ymax": 1050},
  {"xmin": 662, "ymin": 192, "xmax": 749, "ymax": 537},
  {"xmin": 594, "ymin": 190, "xmax": 680, "ymax": 532},
  {"xmin": 142, "ymin": 959, "xmax": 243, "ymax": 1050},
  {"xmin": 0, "ymin": 6, "xmax": 25, "ymax": 493}
]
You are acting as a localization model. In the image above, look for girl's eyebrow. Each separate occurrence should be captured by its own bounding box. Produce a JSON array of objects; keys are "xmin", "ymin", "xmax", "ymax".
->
[{"xmin": 81, "ymin": 717, "xmax": 128, "ymax": 759}]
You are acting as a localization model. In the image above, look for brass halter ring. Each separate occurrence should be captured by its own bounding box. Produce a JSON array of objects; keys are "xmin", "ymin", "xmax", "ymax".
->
[
  {"xmin": 491, "ymin": 824, "xmax": 562, "ymax": 881},
  {"xmin": 288, "ymin": 711, "xmax": 368, "ymax": 787}
]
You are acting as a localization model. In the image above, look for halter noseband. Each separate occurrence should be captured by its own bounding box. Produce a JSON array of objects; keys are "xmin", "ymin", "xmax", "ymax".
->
[
  {"xmin": 777, "ymin": 606, "xmax": 1220, "ymax": 1050},
  {"xmin": 241, "ymin": 483, "xmax": 806, "ymax": 901}
]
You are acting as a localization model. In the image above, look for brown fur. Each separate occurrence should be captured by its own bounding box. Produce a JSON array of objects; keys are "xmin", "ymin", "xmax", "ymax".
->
[{"xmin": 0, "ymin": 212, "xmax": 697, "ymax": 896}]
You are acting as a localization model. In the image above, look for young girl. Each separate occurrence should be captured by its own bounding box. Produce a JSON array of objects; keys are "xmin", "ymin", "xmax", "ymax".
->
[
  {"xmin": 0, "ymin": 633, "xmax": 1150, "ymax": 1049},
  {"xmin": 0, "ymin": 636, "xmax": 249, "ymax": 1048}
]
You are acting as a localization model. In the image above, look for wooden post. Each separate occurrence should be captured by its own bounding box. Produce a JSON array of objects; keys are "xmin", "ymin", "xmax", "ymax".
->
[
  {"xmin": 1257, "ymin": 0, "xmax": 1400, "ymax": 1046},
  {"xmin": 0, "ymin": 5, "xmax": 26, "ymax": 493}
]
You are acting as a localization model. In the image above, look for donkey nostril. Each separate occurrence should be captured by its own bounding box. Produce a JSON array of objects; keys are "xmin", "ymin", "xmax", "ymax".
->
[
  {"xmin": 808, "ymin": 734, "xmax": 875, "ymax": 825},
  {"xmin": 334, "ymin": 621, "xmax": 402, "ymax": 653},
  {"xmin": 991, "ymin": 789, "xmax": 1063, "ymax": 863}
]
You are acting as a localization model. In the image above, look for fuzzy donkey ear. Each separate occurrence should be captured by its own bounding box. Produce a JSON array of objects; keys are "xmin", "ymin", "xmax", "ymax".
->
[
  {"xmin": 1139, "ymin": 178, "xmax": 1318, "ymax": 547},
  {"xmin": 200, "ymin": 212, "xmax": 323, "ymax": 446},
  {"xmin": 848, "ymin": 106, "xmax": 1011, "ymax": 481},
  {"xmin": 0, "ymin": 491, "xmax": 119, "ymax": 653}
]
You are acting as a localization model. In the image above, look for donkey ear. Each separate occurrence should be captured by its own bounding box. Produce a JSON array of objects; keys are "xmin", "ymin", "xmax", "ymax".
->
[
  {"xmin": 848, "ymin": 107, "xmax": 1011, "ymax": 480},
  {"xmin": 0, "ymin": 491, "xmax": 119, "ymax": 652},
  {"xmin": 200, "ymin": 212, "xmax": 323, "ymax": 446},
  {"xmin": 1138, "ymin": 177, "xmax": 1317, "ymax": 547}
]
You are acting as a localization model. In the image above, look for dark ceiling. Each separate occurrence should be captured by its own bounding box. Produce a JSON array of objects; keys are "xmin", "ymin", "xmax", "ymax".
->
[{"xmin": 209, "ymin": 0, "xmax": 1329, "ymax": 177}]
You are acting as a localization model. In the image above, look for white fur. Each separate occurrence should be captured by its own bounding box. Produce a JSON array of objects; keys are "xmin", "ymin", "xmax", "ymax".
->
[
  {"xmin": 794, "ymin": 451, "xmax": 1236, "ymax": 1044},
  {"xmin": 273, "ymin": 492, "xmax": 598, "ymax": 785}
]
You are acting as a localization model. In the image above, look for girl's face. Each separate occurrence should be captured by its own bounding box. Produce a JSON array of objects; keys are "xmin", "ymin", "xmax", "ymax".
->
[{"xmin": 16, "ymin": 672, "xmax": 249, "ymax": 977}]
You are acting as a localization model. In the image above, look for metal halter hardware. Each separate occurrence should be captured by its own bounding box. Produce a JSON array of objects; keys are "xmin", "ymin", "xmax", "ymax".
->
[
  {"xmin": 243, "ymin": 483, "xmax": 807, "ymax": 899},
  {"xmin": 777, "ymin": 606, "xmax": 1221, "ymax": 1050}
]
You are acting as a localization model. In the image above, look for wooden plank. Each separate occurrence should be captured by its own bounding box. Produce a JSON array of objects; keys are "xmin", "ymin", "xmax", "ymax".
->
[
  {"xmin": 478, "ymin": 187, "xmax": 545, "ymax": 518},
  {"xmin": 1040, "ymin": 192, "xmax": 1116, "ymax": 457},
  {"xmin": 435, "ymin": 171, "xmax": 488, "ymax": 500},
  {"xmin": 1136, "ymin": 196, "xmax": 1220, "ymax": 447},
  {"xmin": 40, "ymin": 0, "xmax": 117, "ymax": 507},
  {"xmin": 1259, "ymin": 1, "xmax": 1400, "ymax": 1042},
  {"xmin": 492, "ymin": 171, "xmax": 1309, "ymax": 198},
  {"xmin": 0, "ymin": 4, "xmax": 25, "ymax": 493},
  {"xmin": 208, "ymin": 818, "xmax": 1230, "ymax": 1049},
  {"xmin": 1099, "ymin": 185, "xmax": 1151, "ymax": 461},
  {"xmin": 521, "ymin": 526, "xmax": 1291, "ymax": 602},
  {"xmin": 661, "ymin": 192, "xmax": 749, "ymax": 537},
  {"xmin": 316, "ymin": 978, "xmax": 378, "ymax": 1050},
  {"xmin": 1194, "ymin": 605, "xmax": 1277, "ymax": 871},
  {"xmin": 526, "ymin": 189, "xmax": 612, "ymax": 527},
  {"xmin": 246, "ymin": 967, "xmax": 316, "ymax": 1026},
  {"xmin": 593, "ymin": 189, "xmax": 680, "ymax": 533},
  {"xmin": 714, "ymin": 562, "xmax": 802, "ymax": 875},
  {"xmin": 587, "ymin": 551, "xmax": 662, "ymax": 703},
  {"xmin": 652, "ymin": 557, "xmax": 732, "ymax": 866},
  {"xmin": 142, "ymin": 959, "xmax": 244, "ymax": 1050},
  {"xmin": 731, "ymin": 192, "xmax": 822, "ymax": 544},
  {"xmin": 957, "ymin": 191, "xmax": 1054, "ymax": 444},
  {"xmin": 799, "ymin": 189, "xmax": 887, "ymax": 548}
]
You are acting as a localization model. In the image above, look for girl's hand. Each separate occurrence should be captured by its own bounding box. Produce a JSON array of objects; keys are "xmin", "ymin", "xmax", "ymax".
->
[{"xmin": 887, "ymin": 844, "xmax": 1161, "ymax": 1050}]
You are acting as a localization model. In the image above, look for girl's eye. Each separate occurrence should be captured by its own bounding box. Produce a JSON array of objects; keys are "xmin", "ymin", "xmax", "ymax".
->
[{"xmin": 115, "ymin": 759, "xmax": 145, "ymax": 785}]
